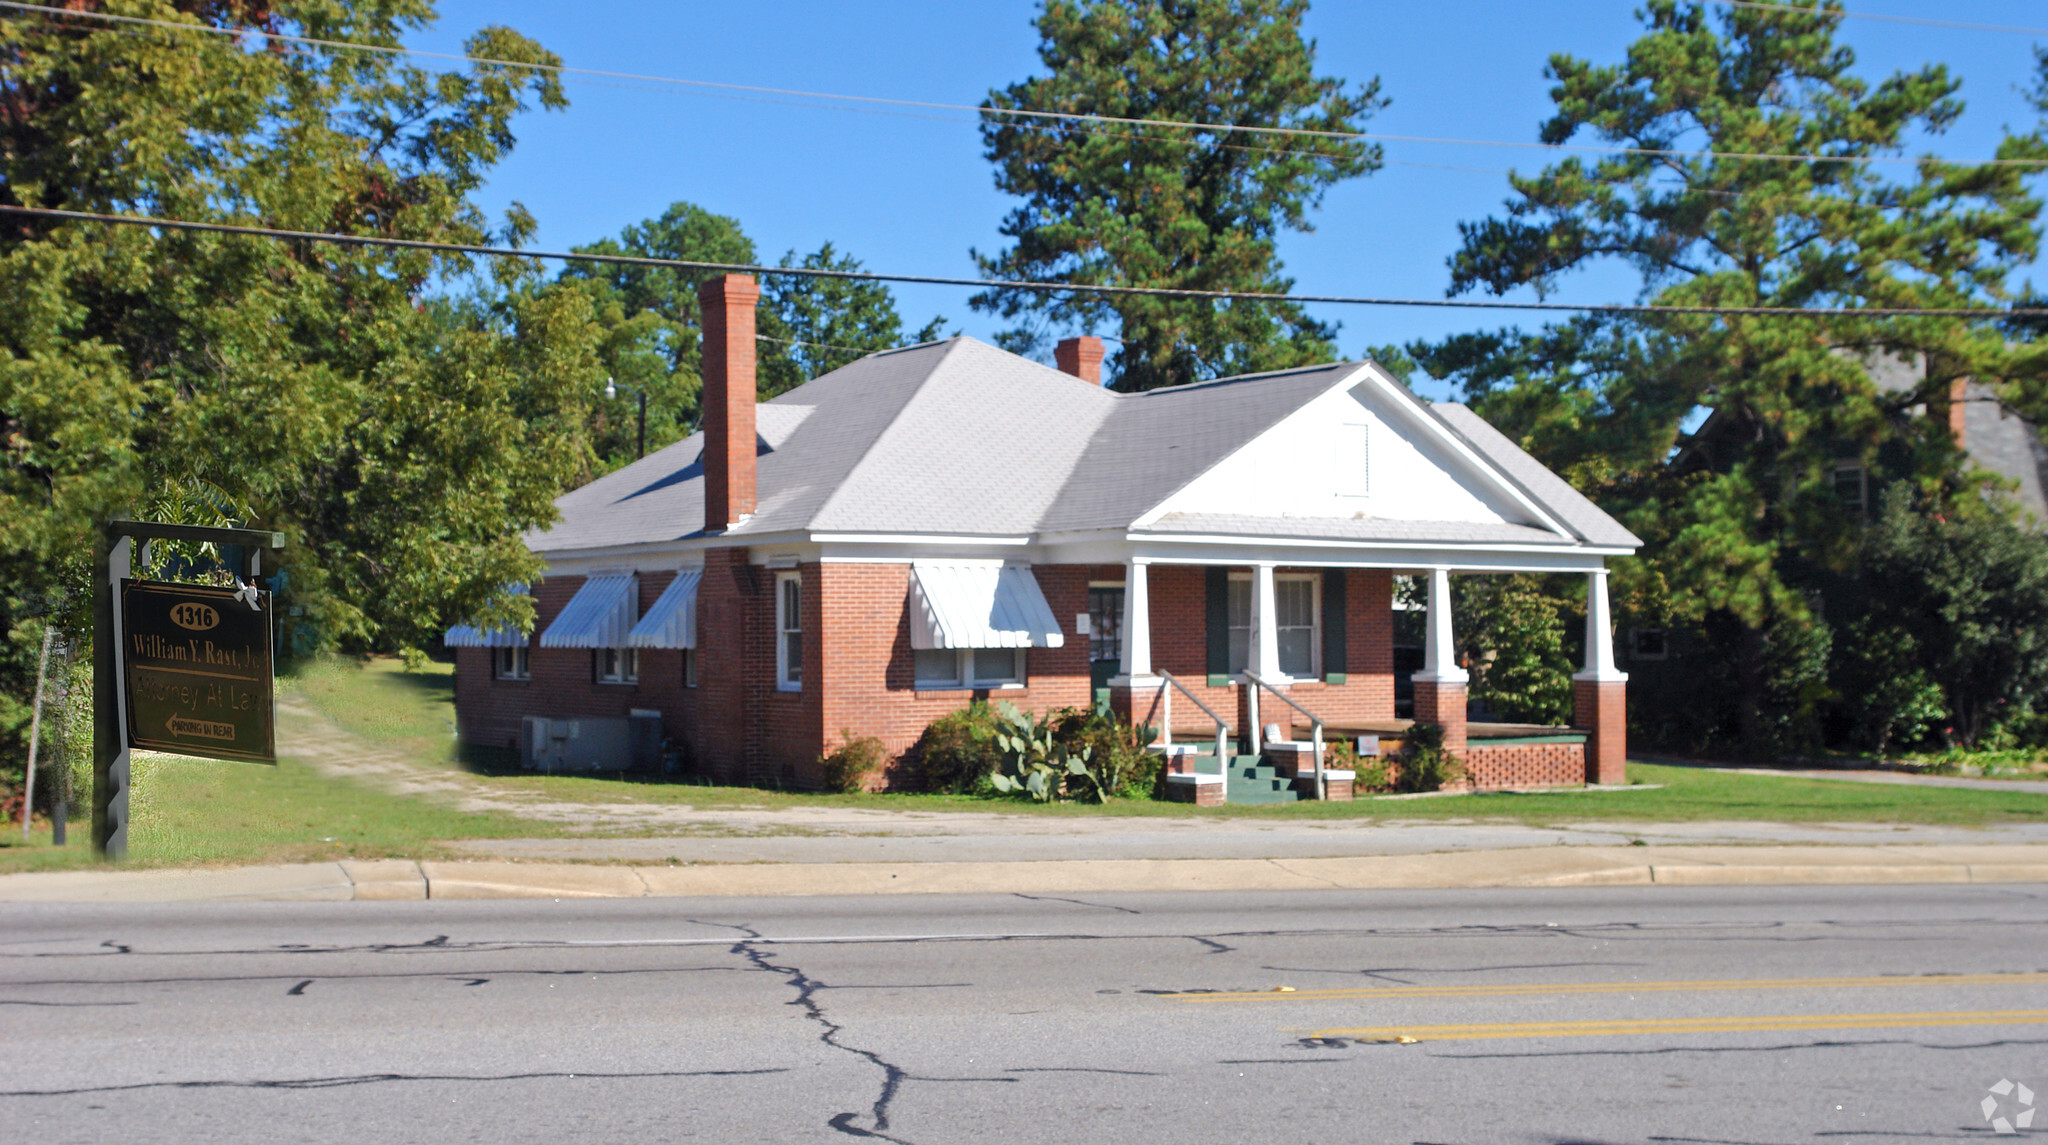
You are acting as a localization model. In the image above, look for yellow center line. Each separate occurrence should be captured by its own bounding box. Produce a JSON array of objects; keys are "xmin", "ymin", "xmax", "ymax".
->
[
  {"xmin": 1299, "ymin": 1008, "xmax": 2048, "ymax": 1042},
  {"xmin": 1167, "ymin": 971, "xmax": 2048, "ymax": 1004}
]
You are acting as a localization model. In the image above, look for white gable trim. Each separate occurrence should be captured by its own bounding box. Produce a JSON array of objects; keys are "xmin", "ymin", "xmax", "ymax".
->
[{"xmin": 1129, "ymin": 362, "xmax": 1573, "ymax": 540}]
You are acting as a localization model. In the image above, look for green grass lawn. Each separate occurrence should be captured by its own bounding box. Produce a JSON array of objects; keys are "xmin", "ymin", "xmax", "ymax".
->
[
  {"xmin": 7, "ymin": 653, "xmax": 2045, "ymax": 875},
  {"xmin": 275, "ymin": 653, "xmax": 2048, "ymax": 827}
]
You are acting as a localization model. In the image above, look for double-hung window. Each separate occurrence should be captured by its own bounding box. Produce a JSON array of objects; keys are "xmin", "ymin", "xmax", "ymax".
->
[
  {"xmin": 1274, "ymin": 575, "xmax": 1320, "ymax": 679},
  {"xmin": 914, "ymin": 647, "xmax": 1025, "ymax": 689},
  {"xmin": 1226, "ymin": 575, "xmax": 1253, "ymax": 674},
  {"xmin": 595, "ymin": 647, "xmax": 638, "ymax": 684},
  {"xmin": 776, "ymin": 572, "xmax": 802, "ymax": 691},
  {"xmin": 1225, "ymin": 572, "xmax": 1320, "ymax": 678},
  {"xmin": 493, "ymin": 646, "xmax": 529, "ymax": 681}
]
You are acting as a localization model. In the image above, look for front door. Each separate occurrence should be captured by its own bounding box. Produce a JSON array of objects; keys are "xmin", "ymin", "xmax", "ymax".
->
[{"xmin": 1088, "ymin": 585, "xmax": 1125, "ymax": 710}]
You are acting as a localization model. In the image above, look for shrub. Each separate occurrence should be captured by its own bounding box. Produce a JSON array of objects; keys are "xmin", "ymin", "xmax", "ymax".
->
[
  {"xmin": 1049, "ymin": 707, "xmax": 1162, "ymax": 799},
  {"xmin": 820, "ymin": 731, "xmax": 890, "ymax": 794},
  {"xmin": 1394, "ymin": 723, "xmax": 1463, "ymax": 793},
  {"xmin": 399, "ymin": 647, "xmax": 431, "ymax": 673},
  {"xmin": 1325, "ymin": 737, "xmax": 1391, "ymax": 793},
  {"xmin": 911, "ymin": 702, "xmax": 1004, "ymax": 793}
]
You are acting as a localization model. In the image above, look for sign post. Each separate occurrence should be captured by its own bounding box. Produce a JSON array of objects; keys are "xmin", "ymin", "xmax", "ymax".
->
[{"xmin": 93, "ymin": 521, "xmax": 285, "ymax": 858}]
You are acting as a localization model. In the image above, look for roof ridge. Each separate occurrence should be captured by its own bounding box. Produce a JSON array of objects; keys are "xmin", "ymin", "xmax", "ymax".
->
[{"xmin": 805, "ymin": 336, "xmax": 979, "ymax": 529}]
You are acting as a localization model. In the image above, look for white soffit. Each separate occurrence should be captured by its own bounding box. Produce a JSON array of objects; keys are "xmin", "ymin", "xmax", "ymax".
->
[
  {"xmin": 627, "ymin": 570, "xmax": 701, "ymax": 649},
  {"xmin": 908, "ymin": 562, "xmax": 1066, "ymax": 650},
  {"xmin": 444, "ymin": 585, "xmax": 530, "ymax": 648},
  {"xmin": 539, "ymin": 573, "xmax": 639, "ymax": 649}
]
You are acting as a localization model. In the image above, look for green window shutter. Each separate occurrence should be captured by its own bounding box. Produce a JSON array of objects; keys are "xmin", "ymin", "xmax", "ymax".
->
[
  {"xmin": 1205, "ymin": 566, "xmax": 1230, "ymax": 685},
  {"xmin": 1322, "ymin": 568, "xmax": 1348, "ymax": 681}
]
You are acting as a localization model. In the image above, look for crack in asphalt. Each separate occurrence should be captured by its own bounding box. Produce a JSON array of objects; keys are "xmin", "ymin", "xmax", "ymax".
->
[
  {"xmin": 0, "ymin": 1067, "xmax": 791, "ymax": 1098},
  {"xmin": 693, "ymin": 919, "xmax": 1021, "ymax": 1143},
  {"xmin": 704, "ymin": 920, "xmax": 918, "ymax": 1143}
]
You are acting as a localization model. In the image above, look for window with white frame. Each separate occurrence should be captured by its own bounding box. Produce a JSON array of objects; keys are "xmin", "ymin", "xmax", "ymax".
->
[
  {"xmin": 493, "ymin": 645, "xmax": 529, "ymax": 681},
  {"xmin": 1226, "ymin": 573, "xmax": 1321, "ymax": 677},
  {"xmin": 914, "ymin": 647, "xmax": 1025, "ymax": 689},
  {"xmin": 594, "ymin": 647, "xmax": 638, "ymax": 684},
  {"xmin": 682, "ymin": 647, "xmax": 698, "ymax": 688},
  {"xmin": 1275, "ymin": 574, "xmax": 1320, "ymax": 678},
  {"xmin": 776, "ymin": 572, "xmax": 802, "ymax": 690}
]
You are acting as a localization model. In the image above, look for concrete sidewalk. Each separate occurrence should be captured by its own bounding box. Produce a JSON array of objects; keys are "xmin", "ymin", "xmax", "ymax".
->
[{"xmin": 3, "ymin": 843, "xmax": 2046, "ymax": 902}]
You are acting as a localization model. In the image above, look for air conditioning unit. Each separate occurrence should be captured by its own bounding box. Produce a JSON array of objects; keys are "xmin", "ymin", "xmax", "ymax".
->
[{"xmin": 520, "ymin": 713, "xmax": 662, "ymax": 773}]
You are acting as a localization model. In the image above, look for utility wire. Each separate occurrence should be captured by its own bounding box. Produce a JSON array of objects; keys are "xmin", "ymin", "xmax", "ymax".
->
[
  {"xmin": 4, "ymin": 204, "xmax": 2042, "ymax": 320},
  {"xmin": 4, "ymin": 0, "xmax": 2044, "ymax": 168},
  {"xmin": 1707, "ymin": 0, "xmax": 2048, "ymax": 37}
]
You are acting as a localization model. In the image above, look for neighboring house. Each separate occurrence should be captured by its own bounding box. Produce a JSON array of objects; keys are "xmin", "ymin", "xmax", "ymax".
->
[{"xmin": 447, "ymin": 276, "xmax": 1641, "ymax": 801}]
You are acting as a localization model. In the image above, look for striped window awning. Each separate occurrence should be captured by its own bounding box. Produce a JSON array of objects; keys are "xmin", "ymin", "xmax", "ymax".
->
[
  {"xmin": 444, "ymin": 585, "xmax": 530, "ymax": 648},
  {"xmin": 908, "ymin": 562, "xmax": 1065, "ymax": 650},
  {"xmin": 627, "ymin": 570, "xmax": 701, "ymax": 649},
  {"xmin": 539, "ymin": 573, "xmax": 639, "ymax": 649}
]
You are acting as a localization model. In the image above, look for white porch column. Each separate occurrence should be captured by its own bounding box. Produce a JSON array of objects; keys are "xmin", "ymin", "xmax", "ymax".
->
[
  {"xmin": 1416, "ymin": 567, "xmax": 1467, "ymax": 684},
  {"xmin": 1573, "ymin": 567, "xmax": 1628, "ymax": 683},
  {"xmin": 1253, "ymin": 562, "xmax": 1285, "ymax": 682},
  {"xmin": 1117, "ymin": 559, "xmax": 1153, "ymax": 679}
]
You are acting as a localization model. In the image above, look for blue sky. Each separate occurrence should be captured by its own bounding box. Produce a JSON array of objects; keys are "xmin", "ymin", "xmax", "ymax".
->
[{"xmin": 419, "ymin": 2, "xmax": 2048, "ymax": 399}]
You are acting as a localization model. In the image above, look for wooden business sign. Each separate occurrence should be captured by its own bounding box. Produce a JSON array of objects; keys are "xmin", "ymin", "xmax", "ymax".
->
[{"xmin": 121, "ymin": 579, "xmax": 275, "ymax": 763}]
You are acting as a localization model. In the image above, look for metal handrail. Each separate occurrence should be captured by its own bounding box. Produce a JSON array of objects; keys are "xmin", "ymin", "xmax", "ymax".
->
[
  {"xmin": 1241, "ymin": 670, "xmax": 1328, "ymax": 801},
  {"xmin": 1155, "ymin": 670, "xmax": 1232, "ymax": 804}
]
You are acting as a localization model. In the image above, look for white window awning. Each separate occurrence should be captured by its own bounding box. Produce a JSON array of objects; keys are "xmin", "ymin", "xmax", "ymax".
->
[
  {"xmin": 444, "ymin": 585, "xmax": 530, "ymax": 648},
  {"xmin": 908, "ymin": 562, "xmax": 1064, "ymax": 650},
  {"xmin": 627, "ymin": 570, "xmax": 701, "ymax": 649},
  {"xmin": 539, "ymin": 573, "xmax": 639, "ymax": 648}
]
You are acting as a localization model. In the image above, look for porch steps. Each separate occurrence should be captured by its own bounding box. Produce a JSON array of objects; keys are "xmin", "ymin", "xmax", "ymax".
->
[{"xmin": 1187, "ymin": 752, "xmax": 1301, "ymax": 805}]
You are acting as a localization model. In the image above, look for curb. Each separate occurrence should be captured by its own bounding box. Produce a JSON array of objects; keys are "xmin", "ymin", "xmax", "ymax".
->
[{"xmin": 3, "ymin": 845, "xmax": 2047, "ymax": 903}]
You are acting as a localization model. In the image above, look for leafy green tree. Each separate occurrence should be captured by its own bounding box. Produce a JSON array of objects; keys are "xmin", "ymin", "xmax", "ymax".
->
[
  {"xmin": 0, "ymin": 0, "xmax": 587, "ymax": 780},
  {"xmin": 973, "ymin": 0, "xmax": 1384, "ymax": 390},
  {"xmin": 1433, "ymin": 1, "xmax": 2043, "ymax": 752},
  {"xmin": 555, "ymin": 203, "xmax": 941, "ymax": 471},
  {"xmin": 1453, "ymin": 575, "xmax": 1578, "ymax": 727},
  {"xmin": 1848, "ymin": 489, "xmax": 2048, "ymax": 748}
]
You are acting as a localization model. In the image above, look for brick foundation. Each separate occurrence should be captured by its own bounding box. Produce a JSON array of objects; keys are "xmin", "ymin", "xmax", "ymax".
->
[
  {"xmin": 1573, "ymin": 677, "xmax": 1628, "ymax": 785},
  {"xmin": 1462, "ymin": 741, "xmax": 1588, "ymax": 790}
]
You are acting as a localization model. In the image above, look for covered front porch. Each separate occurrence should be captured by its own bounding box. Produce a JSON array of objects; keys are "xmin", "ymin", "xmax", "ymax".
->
[{"xmin": 1097, "ymin": 558, "xmax": 1629, "ymax": 805}]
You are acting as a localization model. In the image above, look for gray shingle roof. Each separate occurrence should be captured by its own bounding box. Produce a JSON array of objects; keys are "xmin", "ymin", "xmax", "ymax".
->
[
  {"xmin": 528, "ymin": 337, "xmax": 1638, "ymax": 555},
  {"xmin": 1430, "ymin": 403, "xmax": 1643, "ymax": 548}
]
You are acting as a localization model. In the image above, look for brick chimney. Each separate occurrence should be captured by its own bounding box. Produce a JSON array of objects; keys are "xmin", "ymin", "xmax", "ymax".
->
[
  {"xmin": 700, "ymin": 274, "xmax": 761, "ymax": 534},
  {"xmin": 1055, "ymin": 335, "xmax": 1106, "ymax": 385}
]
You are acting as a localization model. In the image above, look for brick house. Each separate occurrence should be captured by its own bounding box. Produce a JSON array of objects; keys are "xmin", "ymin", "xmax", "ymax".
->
[{"xmin": 448, "ymin": 275, "xmax": 1640, "ymax": 800}]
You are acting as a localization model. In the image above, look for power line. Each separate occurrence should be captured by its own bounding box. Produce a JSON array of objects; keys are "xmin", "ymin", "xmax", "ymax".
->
[
  {"xmin": 4, "ymin": 204, "xmax": 2041, "ymax": 320},
  {"xmin": 3, "ymin": 0, "xmax": 2043, "ymax": 169},
  {"xmin": 1707, "ymin": 0, "xmax": 2048, "ymax": 37}
]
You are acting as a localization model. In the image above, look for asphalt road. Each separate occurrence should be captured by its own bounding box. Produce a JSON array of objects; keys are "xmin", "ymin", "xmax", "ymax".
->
[{"xmin": 3, "ymin": 886, "xmax": 2044, "ymax": 1144}]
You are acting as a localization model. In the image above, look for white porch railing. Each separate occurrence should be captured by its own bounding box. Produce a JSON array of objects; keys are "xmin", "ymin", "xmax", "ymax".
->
[
  {"xmin": 1242, "ymin": 670, "xmax": 1327, "ymax": 802},
  {"xmin": 1156, "ymin": 670, "xmax": 1232, "ymax": 804}
]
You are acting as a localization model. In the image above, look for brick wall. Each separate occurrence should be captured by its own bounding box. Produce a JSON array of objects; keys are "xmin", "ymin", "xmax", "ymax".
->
[
  {"xmin": 1462, "ymin": 741, "xmax": 1587, "ymax": 790},
  {"xmin": 814, "ymin": 562, "xmax": 1093, "ymax": 786},
  {"xmin": 1133, "ymin": 566, "xmax": 1395, "ymax": 737},
  {"xmin": 454, "ymin": 571, "xmax": 696, "ymax": 756},
  {"xmin": 456, "ymin": 558, "xmax": 1416, "ymax": 793}
]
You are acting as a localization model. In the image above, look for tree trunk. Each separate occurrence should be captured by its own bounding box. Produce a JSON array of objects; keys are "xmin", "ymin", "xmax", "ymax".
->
[{"xmin": 1736, "ymin": 620, "xmax": 1767, "ymax": 759}]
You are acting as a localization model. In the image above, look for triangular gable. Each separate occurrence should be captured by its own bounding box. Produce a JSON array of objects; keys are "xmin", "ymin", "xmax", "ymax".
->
[{"xmin": 1131, "ymin": 362, "xmax": 1574, "ymax": 539}]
